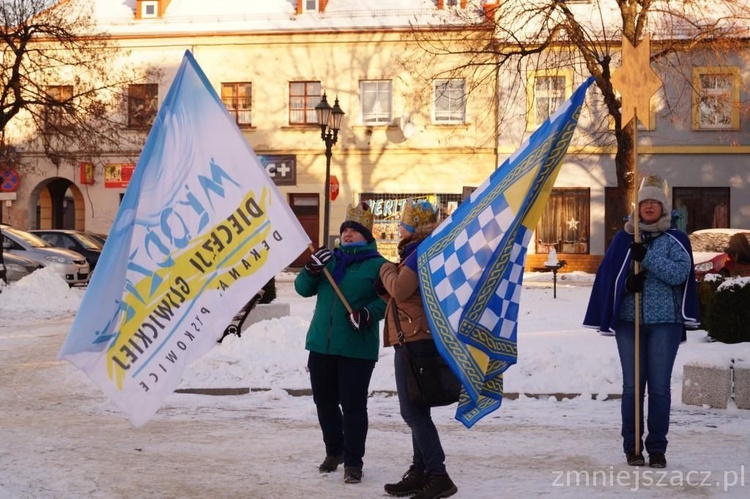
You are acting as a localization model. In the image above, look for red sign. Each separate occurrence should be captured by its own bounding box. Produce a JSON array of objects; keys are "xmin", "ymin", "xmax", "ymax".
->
[
  {"xmin": 80, "ymin": 162, "xmax": 95, "ymax": 185},
  {"xmin": 104, "ymin": 163, "xmax": 135, "ymax": 188},
  {"xmin": 0, "ymin": 168, "xmax": 20, "ymax": 192},
  {"xmin": 330, "ymin": 175, "xmax": 339, "ymax": 201}
]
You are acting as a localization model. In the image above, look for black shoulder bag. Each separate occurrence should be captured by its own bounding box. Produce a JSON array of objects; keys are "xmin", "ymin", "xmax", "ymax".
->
[{"xmin": 391, "ymin": 300, "xmax": 461, "ymax": 407}]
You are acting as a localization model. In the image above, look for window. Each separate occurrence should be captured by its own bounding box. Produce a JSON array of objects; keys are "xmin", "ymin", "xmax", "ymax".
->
[
  {"xmin": 437, "ymin": 0, "xmax": 467, "ymax": 8},
  {"xmin": 222, "ymin": 83, "xmax": 252, "ymax": 126},
  {"xmin": 360, "ymin": 80, "xmax": 392, "ymax": 125},
  {"xmin": 673, "ymin": 187, "xmax": 730, "ymax": 234},
  {"xmin": 296, "ymin": 0, "xmax": 323, "ymax": 14},
  {"xmin": 141, "ymin": 1, "xmax": 158, "ymax": 18},
  {"xmin": 535, "ymin": 188, "xmax": 590, "ymax": 255},
  {"xmin": 360, "ymin": 192, "xmax": 463, "ymax": 262},
  {"xmin": 45, "ymin": 85, "xmax": 74, "ymax": 130},
  {"xmin": 526, "ymin": 70, "xmax": 572, "ymax": 130},
  {"xmin": 289, "ymin": 81, "xmax": 321, "ymax": 125},
  {"xmin": 433, "ymin": 79, "xmax": 466, "ymax": 123},
  {"xmin": 128, "ymin": 84, "xmax": 158, "ymax": 128},
  {"xmin": 692, "ymin": 67, "xmax": 740, "ymax": 130}
]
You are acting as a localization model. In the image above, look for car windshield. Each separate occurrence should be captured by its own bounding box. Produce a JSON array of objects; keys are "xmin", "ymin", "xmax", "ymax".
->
[
  {"xmin": 72, "ymin": 233, "xmax": 103, "ymax": 250},
  {"xmin": 3, "ymin": 226, "xmax": 54, "ymax": 248}
]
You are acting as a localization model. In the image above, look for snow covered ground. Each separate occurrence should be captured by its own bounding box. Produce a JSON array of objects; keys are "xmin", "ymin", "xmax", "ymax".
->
[{"xmin": 0, "ymin": 268, "xmax": 748, "ymax": 497}]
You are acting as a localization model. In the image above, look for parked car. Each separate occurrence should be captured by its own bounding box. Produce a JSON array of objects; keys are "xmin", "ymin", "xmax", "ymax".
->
[
  {"xmin": 1, "ymin": 224, "xmax": 90, "ymax": 286},
  {"xmin": 1, "ymin": 252, "xmax": 44, "ymax": 283},
  {"xmin": 30, "ymin": 229, "xmax": 103, "ymax": 273},
  {"xmin": 689, "ymin": 228, "xmax": 750, "ymax": 280},
  {"xmin": 85, "ymin": 232, "xmax": 108, "ymax": 247}
]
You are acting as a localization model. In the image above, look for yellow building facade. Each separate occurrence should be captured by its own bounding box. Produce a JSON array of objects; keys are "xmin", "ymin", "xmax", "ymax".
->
[{"xmin": 2, "ymin": 1, "xmax": 498, "ymax": 265}]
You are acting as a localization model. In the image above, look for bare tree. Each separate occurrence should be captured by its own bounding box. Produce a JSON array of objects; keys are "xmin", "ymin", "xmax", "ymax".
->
[
  {"xmin": 0, "ymin": 0, "xmax": 155, "ymax": 282},
  {"xmin": 0, "ymin": 0, "xmax": 157, "ymax": 170},
  {"xmin": 403, "ymin": 0, "xmax": 750, "ymax": 242}
]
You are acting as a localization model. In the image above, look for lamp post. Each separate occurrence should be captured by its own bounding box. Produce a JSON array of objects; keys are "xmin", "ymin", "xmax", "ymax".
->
[{"xmin": 314, "ymin": 92, "xmax": 345, "ymax": 247}]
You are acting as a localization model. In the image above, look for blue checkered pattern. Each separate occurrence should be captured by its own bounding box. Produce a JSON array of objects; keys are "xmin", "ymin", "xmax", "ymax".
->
[
  {"xmin": 417, "ymin": 77, "xmax": 595, "ymax": 428},
  {"xmin": 426, "ymin": 200, "xmax": 527, "ymax": 354}
]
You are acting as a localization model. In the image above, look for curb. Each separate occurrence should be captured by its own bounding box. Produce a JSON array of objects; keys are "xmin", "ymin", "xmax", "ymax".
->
[{"xmin": 175, "ymin": 387, "xmax": 622, "ymax": 401}]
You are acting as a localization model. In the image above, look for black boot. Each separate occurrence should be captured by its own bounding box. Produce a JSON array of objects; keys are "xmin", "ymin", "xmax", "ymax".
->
[
  {"xmin": 626, "ymin": 452, "xmax": 645, "ymax": 466},
  {"xmin": 412, "ymin": 473, "xmax": 457, "ymax": 499},
  {"xmin": 344, "ymin": 466, "xmax": 363, "ymax": 484},
  {"xmin": 384, "ymin": 465, "xmax": 426, "ymax": 496},
  {"xmin": 649, "ymin": 453, "xmax": 667, "ymax": 468},
  {"xmin": 318, "ymin": 454, "xmax": 343, "ymax": 473}
]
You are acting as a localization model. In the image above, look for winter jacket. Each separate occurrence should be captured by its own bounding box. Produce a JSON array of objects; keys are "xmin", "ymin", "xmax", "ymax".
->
[
  {"xmin": 379, "ymin": 225, "xmax": 435, "ymax": 347},
  {"xmin": 294, "ymin": 240, "xmax": 388, "ymax": 361},
  {"xmin": 583, "ymin": 229, "xmax": 700, "ymax": 338}
]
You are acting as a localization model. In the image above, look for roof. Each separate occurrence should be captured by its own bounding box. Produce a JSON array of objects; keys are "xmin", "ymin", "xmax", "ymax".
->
[{"xmin": 92, "ymin": 0, "xmax": 488, "ymax": 34}]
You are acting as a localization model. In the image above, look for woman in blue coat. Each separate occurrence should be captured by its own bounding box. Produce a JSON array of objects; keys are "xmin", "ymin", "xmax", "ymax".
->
[
  {"xmin": 584, "ymin": 175, "xmax": 699, "ymax": 469},
  {"xmin": 294, "ymin": 202, "xmax": 387, "ymax": 485}
]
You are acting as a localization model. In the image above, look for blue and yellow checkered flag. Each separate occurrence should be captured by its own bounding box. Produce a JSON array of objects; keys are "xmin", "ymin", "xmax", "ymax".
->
[{"xmin": 418, "ymin": 77, "xmax": 594, "ymax": 427}]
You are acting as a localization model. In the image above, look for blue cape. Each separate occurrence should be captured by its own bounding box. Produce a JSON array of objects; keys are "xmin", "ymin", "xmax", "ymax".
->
[{"xmin": 583, "ymin": 229, "xmax": 700, "ymax": 339}]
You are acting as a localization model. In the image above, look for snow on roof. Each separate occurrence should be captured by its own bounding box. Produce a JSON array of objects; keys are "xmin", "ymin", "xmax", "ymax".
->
[{"xmin": 92, "ymin": 0, "xmax": 487, "ymax": 34}]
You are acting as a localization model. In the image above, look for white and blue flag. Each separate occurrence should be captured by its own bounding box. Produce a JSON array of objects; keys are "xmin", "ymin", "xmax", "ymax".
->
[
  {"xmin": 58, "ymin": 51, "xmax": 310, "ymax": 427},
  {"xmin": 418, "ymin": 77, "xmax": 595, "ymax": 428}
]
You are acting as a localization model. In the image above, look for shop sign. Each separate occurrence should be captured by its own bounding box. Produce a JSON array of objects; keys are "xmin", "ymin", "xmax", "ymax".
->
[
  {"xmin": 258, "ymin": 155, "xmax": 296, "ymax": 186},
  {"xmin": 105, "ymin": 163, "xmax": 135, "ymax": 188}
]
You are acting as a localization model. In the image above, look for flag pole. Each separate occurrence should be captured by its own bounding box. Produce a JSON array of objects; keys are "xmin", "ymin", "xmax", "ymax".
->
[
  {"xmin": 610, "ymin": 33, "xmax": 662, "ymax": 461},
  {"xmin": 632, "ymin": 112, "xmax": 642, "ymax": 459},
  {"xmin": 307, "ymin": 244, "xmax": 352, "ymax": 313}
]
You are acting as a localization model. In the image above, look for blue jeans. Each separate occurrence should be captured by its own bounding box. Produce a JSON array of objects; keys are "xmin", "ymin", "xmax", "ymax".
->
[
  {"xmin": 394, "ymin": 341, "xmax": 447, "ymax": 475},
  {"xmin": 308, "ymin": 351, "xmax": 375, "ymax": 469},
  {"xmin": 615, "ymin": 321, "xmax": 682, "ymax": 455}
]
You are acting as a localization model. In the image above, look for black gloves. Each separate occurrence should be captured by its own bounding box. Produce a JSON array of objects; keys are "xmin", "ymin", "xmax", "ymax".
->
[
  {"xmin": 625, "ymin": 271, "xmax": 647, "ymax": 293},
  {"xmin": 626, "ymin": 242, "xmax": 647, "ymax": 292},
  {"xmin": 305, "ymin": 247, "xmax": 332, "ymax": 274},
  {"xmin": 347, "ymin": 308, "xmax": 372, "ymax": 331},
  {"xmin": 630, "ymin": 242, "xmax": 647, "ymax": 262}
]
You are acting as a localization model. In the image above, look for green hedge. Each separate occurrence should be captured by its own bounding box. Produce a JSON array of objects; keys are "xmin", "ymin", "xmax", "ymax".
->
[{"xmin": 696, "ymin": 278, "xmax": 750, "ymax": 343}]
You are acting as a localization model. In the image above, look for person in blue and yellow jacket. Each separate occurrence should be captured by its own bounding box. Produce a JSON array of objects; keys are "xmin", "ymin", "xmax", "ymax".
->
[
  {"xmin": 294, "ymin": 202, "xmax": 387, "ymax": 485},
  {"xmin": 584, "ymin": 175, "xmax": 699, "ymax": 470}
]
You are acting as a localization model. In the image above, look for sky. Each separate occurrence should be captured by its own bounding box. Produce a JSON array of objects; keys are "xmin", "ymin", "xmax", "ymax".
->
[{"xmin": 1, "ymin": 268, "xmax": 749, "ymax": 497}]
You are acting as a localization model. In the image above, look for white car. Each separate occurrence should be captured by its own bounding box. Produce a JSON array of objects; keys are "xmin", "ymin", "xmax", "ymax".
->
[{"xmin": 1, "ymin": 224, "xmax": 90, "ymax": 286}]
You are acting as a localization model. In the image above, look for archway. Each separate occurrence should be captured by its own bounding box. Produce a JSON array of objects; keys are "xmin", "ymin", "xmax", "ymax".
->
[{"xmin": 31, "ymin": 178, "xmax": 85, "ymax": 230}]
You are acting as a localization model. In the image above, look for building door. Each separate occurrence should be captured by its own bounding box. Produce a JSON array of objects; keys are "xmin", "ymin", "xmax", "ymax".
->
[
  {"xmin": 36, "ymin": 179, "xmax": 83, "ymax": 230},
  {"xmin": 289, "ymin": 193, "xmax": 319, "ymax": 268}
]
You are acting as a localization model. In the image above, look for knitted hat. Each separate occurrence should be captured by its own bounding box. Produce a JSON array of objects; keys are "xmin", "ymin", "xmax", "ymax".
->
[
  {"xmin": 638, "ymin": 175, "xmax": 671, "ymax": 213},
  {"xmin": 340, "ymin": 202, "xmax": 375, "ymax": 243},
  {"xmin": 400, "ymin": 199, "xmax": 438, "ymax": 234}
]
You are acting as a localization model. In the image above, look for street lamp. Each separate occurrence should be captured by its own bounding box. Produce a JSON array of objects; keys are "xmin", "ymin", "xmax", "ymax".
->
[{"xmin": 314, "ymin": 92, "xmax": 345, "ymax": 246}]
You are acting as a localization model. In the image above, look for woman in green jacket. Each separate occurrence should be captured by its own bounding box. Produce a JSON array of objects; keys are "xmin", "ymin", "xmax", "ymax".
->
[{"xmin": 294, "ymin": 202, "xmax": 387, "ymax": 485}]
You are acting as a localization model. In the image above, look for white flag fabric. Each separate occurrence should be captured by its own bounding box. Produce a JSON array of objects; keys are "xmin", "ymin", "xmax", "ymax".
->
[{"xmin": 58, "ymin": 51, "xmax": 310, "ymax": 427}]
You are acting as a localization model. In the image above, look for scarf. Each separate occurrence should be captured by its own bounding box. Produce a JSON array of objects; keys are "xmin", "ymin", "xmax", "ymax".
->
[
  {"xmin": 331, "ymin": 247, "xmax": 381, "ymax": 283},
  {"xmin": 624, "ymin": 211, "xmax": 671, "ymax": 236}
]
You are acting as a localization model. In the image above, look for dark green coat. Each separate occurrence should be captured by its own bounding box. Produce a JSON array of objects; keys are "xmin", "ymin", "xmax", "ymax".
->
[{"xmin": 294, "ymin": 242, "xmax": 388, "ymax": 361}]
